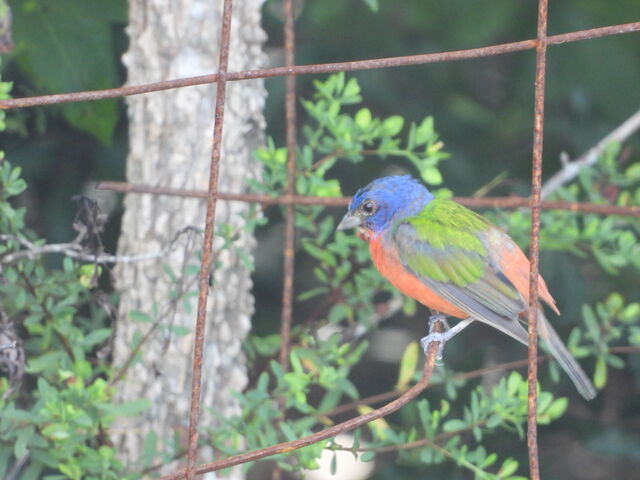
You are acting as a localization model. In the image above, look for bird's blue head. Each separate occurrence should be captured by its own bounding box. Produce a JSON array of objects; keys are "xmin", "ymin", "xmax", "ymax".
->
[{"xmin": 337, "ymin": 175, "xmax": 434, "ymax": 238}]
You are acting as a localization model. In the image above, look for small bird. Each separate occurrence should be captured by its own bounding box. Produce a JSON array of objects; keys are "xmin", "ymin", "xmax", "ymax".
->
[{"xmin": 337, "ymin": 175, "xmax": 596, "ymax": 400}]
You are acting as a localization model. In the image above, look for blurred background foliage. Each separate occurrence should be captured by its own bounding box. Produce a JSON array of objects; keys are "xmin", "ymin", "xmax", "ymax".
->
[{"xmin": 1, "ymin": 0, "xmax": 640, "ymax": 478}]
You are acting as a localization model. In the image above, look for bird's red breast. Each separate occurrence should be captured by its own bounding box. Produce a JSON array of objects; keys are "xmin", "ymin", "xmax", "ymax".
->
[
  {"xmin": 366, "ymin": 227, "xmax": 559, "ymax": 318},
  {"xmin": 368, "ymin": 232, "xmax": 468, "ymax": 318}
]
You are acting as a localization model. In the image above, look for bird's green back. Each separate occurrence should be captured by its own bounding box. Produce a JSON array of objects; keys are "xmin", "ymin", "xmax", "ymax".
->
[{"xmin": 392, "ymin": 199, "xmax": 492, "ymax": 287}]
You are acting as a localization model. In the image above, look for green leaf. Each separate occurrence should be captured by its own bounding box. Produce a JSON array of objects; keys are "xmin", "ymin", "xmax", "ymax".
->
[
  {"xmin": 594, "ymin": 356, "xmax": 607, "ymax": 389},
  {"xmin": 15, "ymin": 287, "xmax": 27, "ymax": 309},
  {"xmin": 63, "ymin": 256, "xmax": 74, "ymax": 272},
  {"xmin": 381, "ymin": 115, "xmax": 404, "ymax": 136},
  {"xmin": 606, "ymin": 354, "xmax": 624, "ymax": 369},
  {"xmin": 59, "ymin": 461, "xmax": 82, "ymax": 480},
  {"xmin": 15, "ymin": 427, "xmax": 33, "ymax": 458},
  {"xmin": 396, "ymin": 341, "xmax": 419, "ymax": 390},
  {"xmin": 361, "ymin": 0, "xmax": 379, "ymax": 12},
  {"xmin": 12, "ymin": 0, "xmax": 126, "ymax": 144},
  {"xmin": 0, "ymin": 447, "xmax": 11, "ymax": 480},
  {"xmin": 442, "ymin": 419, "xmax": 466, "ymax": 432},
  {"xmin": 328, "ymin": 303, "xmax": 352, "ymax": 323},
  {"xmin": 355, "ymin": 108, "xmax": 372, "ymax": 130},
  {"xmin": 64, "ymin": 99, "xmax": 119, "ymax": 145},
  {"xmin": 546, "ymin": 397, "xmax": 568, "ymax": 419},
  {"xmin": 414, "ymin": 117, "xmax": 435, "ymax": 145},
  {"xmin": 289, "ymin": 350, "xmax": 304, "ymax": 374},
  {"xmin": 77, "ymin": 263, "xmax": 102, "ymax": 288},
  {"xmin": 42, "ymin": 423, "xmax": 70, "ymax": 440},
  {"xmin": 251, "ymin": 334, "xmax": 281, "ymax": 356},
  {"xmin": 352, "ymin": 429, "xmax": 361, "ymax": 452},
  {"xmin": 302, "ymin": 239, "xmax": 336, "ymax": 267},
  {"xmin": 485, "ymin": 414, "xmax": 502, "ymax": 429},
  {"xmin": 419, "ymin": 165, "xmax": 443, "ymax": 185},
  {"xmin": 170, "ymin": 325, "xmax": 191, "ymax": 336},
  {"xmin": 498, "ymin": 457, "xmax": 519, "ymax": 477},
  {"xmin": 129, "ymin": 310, "xmax": 152, "ymax": 323},
  {"xmin": 402, "ymin": 297, "xmax": 417, "ymax": 316},
  {"xmin": 27, "ymin": 351, "xmax": 66, "ymax": 374},
  {"xmin": 621, "ymin": 302, "xmax": 640, "ymax": 322},
  {"xmin": 106, "ymin": 398, "xmax": 152, "ymax": 417},
  {"xmin": 298, "ymin": 287, "xmax": 328, "ymax": 301},
  {"xmin": 342, "ymin": 77, "xmax": 362, "ymax": 103},
  {"xmin": 624, "ymin": 162, "xmax": 640, "ymax": 181}
]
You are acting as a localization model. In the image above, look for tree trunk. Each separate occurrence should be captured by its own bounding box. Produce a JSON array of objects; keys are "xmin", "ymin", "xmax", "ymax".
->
[{"xmin": 111, "ymin": 0, "xmax": 266, "ymax": 475}]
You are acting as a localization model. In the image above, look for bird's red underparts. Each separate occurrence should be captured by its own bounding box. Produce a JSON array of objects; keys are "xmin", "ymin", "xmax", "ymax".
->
[{"xmin": 367, "ymin": 229, "xmax": 559, "ymax": 319}]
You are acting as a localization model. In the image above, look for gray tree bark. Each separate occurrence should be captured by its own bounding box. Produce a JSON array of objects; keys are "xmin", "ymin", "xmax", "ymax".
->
[{"xmin": 111, "ymin": 0, "xmax": 266, "ymax": 475}]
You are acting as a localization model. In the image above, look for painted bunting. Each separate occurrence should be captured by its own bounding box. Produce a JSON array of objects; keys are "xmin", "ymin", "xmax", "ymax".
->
[{"xmin": 337, "ymin": 175, "xmax": 596, "ymax": 400}]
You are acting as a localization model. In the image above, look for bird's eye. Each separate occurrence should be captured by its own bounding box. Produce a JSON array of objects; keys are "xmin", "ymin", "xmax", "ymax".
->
[{"xmin": 361, "ymin": 200, "xmax": 377, "ymax": 216}]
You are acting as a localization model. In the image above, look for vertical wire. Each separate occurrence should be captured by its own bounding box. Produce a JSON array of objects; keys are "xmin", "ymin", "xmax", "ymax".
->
[
  {"xmin": 279, "ymin": 0, "xmax": 297, "ymax": 373},
  {"xmin": 527, "ymin": 0, "xmax": 549, "ymax": 478},
  {"xmin": 184, "ymin": 0, "xmax": 234, "ymax": 478}
]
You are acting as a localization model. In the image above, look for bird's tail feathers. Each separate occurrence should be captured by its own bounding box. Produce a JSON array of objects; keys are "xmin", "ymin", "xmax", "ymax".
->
[{"xmin": 537, "ymin": 310, "xmax": 597, "ymax": 400}]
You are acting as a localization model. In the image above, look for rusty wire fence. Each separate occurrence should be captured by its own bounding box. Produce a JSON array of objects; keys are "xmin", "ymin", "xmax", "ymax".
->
[{"xmin": 2, "ymin": 0, "xmax": 640, "ymax": 478}]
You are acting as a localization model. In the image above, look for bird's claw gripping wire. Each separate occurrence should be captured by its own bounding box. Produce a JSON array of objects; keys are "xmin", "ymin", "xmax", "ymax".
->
[{"xmin": 420, "ymin": 313, "xmax": 473, "ymax": 365}]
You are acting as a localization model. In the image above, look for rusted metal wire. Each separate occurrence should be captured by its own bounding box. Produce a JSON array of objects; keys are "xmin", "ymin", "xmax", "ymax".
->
[
  {"xmin": 183, "ymin": 0, "xmax": 234, "ymax": 478},
  {"xmin": 96, "ymin": 181, "xmax": 640, "ymax": 217},
  {"xmin": 156, "ymin": 321, "xmax": 443, "ymax": 480},
  {"xmin": 279, "ymin": 0, "xmax": 297, "ymax": 374},
  {"xmin": 273, "ymin": 2, "xmax": 298, "ymax": 479},
  {"xmin": 527, "ymin": 0, "xmax": 549, "ymax": 478},
  {"xmin": 1, "ymin": 22, "xmax": 639, "ymax": 110},
  {"xmin": 458, "ymin": 197, "xmax": 640, "ymax": 216}
]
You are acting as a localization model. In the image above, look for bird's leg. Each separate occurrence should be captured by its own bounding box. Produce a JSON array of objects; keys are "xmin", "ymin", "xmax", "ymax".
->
[
  {"xmin": 434, "ymin": 314, "xmax": 451, "ymax": 332},
  {"xmin": 420, "ymin": 314, "xmax": 474, "ymax": 363}
]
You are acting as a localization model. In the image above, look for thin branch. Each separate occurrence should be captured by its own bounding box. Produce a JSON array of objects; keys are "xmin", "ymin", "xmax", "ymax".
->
[
  {"xmin": 541, "ymin": 108, "xmax": 640, "ymax": 199},
  {"xmin": 421, "ymin": 437, "xmax": 491, "ymax": 477},
  {"xmin": 0, "ymin": 227, "xmax": 202, "ymax": 265},
  {"xmin": 331, "ymin": 420, "xmax": 486, "ymax": 456},
  {"xmin": 108, "ymin": 226, "xmax": 221, "ymax": 386},
  {"xmin": 0, "ymin": 341, "xmax": 16, "ymax": 351},
  {"xmin": 17, "ymin": 271, "xmax": 75, "ymax": 362}
]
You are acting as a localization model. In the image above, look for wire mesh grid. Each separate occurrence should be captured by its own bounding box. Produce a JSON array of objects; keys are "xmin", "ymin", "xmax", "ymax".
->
[{"xmin": 2, "ymin": 1, "xmax": 639, "ymax": 478}]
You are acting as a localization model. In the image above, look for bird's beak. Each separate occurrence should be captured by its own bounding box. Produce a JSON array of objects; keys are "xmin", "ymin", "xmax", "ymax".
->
[{"xmin": 336, "ymin": 212, "xmax": 360, "ymax": 231}]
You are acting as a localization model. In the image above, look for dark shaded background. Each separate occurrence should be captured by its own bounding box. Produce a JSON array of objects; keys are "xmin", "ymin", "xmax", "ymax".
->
[{"xmin": 2, "ymin": 0, "xmax": 639, "ymax": 478}]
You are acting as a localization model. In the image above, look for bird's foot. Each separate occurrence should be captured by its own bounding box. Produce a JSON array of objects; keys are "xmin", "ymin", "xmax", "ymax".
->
[
  {"xmin": 420, "ymin": 316, "xmax": 474, "ymax": 365},
  {"xmin": 421, "ymin": 313, "xmax": 449, "ymax": 363},
  {"xmin": 420, "ymin": 331, "xmax": 448, "ymax": 364},
  {"xmin": 428, "ymin": 312, "xmax": 449, "ymax": 333}
]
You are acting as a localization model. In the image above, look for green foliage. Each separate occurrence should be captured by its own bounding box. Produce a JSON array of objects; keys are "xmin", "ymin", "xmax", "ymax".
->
[
  {"xmin": 206, "ymin": 334, "xmax": 368, "ymax": 471},
  {"xmin": 252, "ymin": 72, "xmax": 450, "ymax": 332},
  {"xmin": 0, "ymin": 159, "xmax": 139, "ymax": 478},
  {"xmin": 569, "ymin": 293, "xmax": 640, "ymax": 389},
  {"xmin": 10, "ymin": 0, "xmax": 126, "ymax": 144},
  {"xmin": 253, "ymin": 72, "xmax": 448, "ymax": 198},
  {"xmin": 0, "ymin": 75, "xmax": 136, "ymax": 479},
  {"xmin": 382, "ymin": 371, "xmax": 567, "ymax": 478},
  {"xmin": 360, "ymin": 0, "xmax": 379, "ymax": 13},
  {"xmin": 492, "ymin": 144, "xmax": 640, "ymax": 276}
]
